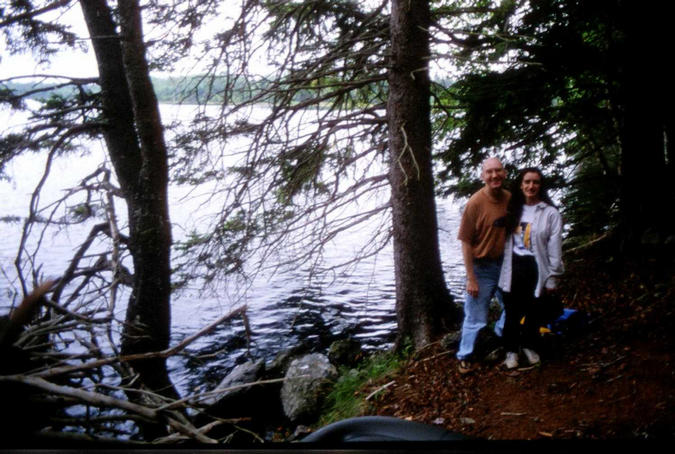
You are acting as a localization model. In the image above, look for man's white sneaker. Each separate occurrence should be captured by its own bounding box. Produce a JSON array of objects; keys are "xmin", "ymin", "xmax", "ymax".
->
[
  {"xmin": 503, "ymin": 351, "xmax": 519, "ymax": 370},
  {"xmin": 523, "ymin": 348, "xmax": 540, "ymax": 365}
]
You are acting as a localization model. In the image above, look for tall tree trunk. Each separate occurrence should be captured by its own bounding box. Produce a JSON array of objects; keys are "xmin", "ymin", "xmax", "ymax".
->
[
  {"xmin": 80, "ymin": 0, "xmax": 177, "ymax": 401},
  {"xmin": 617, "ymin": 3, "xmax": 673, "ymax": 253},
  {"xmin": 388, "ymin": 0, "xmax": 457, "ymax": 350},
  {"xmin": 116, "ymin": 0, "xmax": 175, "ymax": 396}
]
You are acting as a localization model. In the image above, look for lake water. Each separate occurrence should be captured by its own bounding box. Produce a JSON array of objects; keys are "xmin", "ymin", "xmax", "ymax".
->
[{"xmin": 0, "ymin": 103, "xmax": 467, "ymax": 395}]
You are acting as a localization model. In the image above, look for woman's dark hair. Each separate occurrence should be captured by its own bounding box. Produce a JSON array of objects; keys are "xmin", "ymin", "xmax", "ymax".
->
[{"xmin": 505, "ymin": 167, "xmax": 556, "ymax": 234}]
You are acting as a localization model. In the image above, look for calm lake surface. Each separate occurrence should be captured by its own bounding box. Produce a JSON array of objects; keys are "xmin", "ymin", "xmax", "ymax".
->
[{"xmin": 0, "ymin": 103, "xmax": 467, "ymax": 395}]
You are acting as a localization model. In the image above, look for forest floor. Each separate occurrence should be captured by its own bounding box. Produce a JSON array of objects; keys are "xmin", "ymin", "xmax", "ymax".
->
[{"xmin": 360, "ymin": 240, "xmax": 674, "ymax": 440}]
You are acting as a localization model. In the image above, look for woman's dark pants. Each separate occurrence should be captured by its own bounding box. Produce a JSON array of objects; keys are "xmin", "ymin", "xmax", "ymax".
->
[{"xmin": 502, "ymin": 254, "xmax": 540, "ymax": 352}]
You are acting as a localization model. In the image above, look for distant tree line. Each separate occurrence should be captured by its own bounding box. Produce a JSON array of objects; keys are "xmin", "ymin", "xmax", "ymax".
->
[
  {"xmin": 3, "ymin": 76, "xmax": 264, "ymax": 105},
  {"xmin": 6, "ymin": 73, "xmax": 442, "ymax": 106}
]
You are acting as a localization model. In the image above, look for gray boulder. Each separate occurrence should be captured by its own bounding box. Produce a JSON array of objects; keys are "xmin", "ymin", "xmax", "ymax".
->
[
  {"xmin": 196, "ymin": 359, "xmax": 266, "ymax": 411},
  {"xmin": 266, "ymin": 343, "xmax": 311, "ymax": 379},
  {"xmin": 281, "ymin": 353, "xmax": 338, "ymax": 423}
]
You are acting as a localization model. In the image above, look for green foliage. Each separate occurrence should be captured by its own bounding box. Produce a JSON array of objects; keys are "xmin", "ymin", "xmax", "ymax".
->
[
  {"xmin": 68, "ymin": 203, "xmax": 99, "ymax": 222},
  {"xmin": 2, "ymin": 81, "xmax": 100, "ymax": 104},
  {"xmin": 6, "ymin": 76, "xmax": 268, "ymax": 107},
  {"xmin": 432, "ymin": 0, "xmax": 634, "ymax": 240},
  {"xmin": 0, "ymin": 86, "xmax": 24, "ymax": 109},
  {"xmin": 277, "ymin": 141, "xmax": 327, "ymax": 204},
  {"xmin": 318, "ymin": 348, "xmax": 410, "ymax": 427},
  {"xmin": 0, "ymin": 133, "xmax": 27, "ymax": 178},
  {"xmin": 173, "ymin": 209, "xmax": 263, "ymax": 287},
  {"xmin": 151, "ymin": 75, "xmax": 268, "ymax": 105},
  {"xmin": 1, "ymin": 1, "xmax": 82, "ymax": 59},
  {"xmin": 562, "ymin": 149, "xmax": 621, "ymax": 245},
  {"xmin": 150, "ymin": 74, "xmax": 388, "ymax": 108}
]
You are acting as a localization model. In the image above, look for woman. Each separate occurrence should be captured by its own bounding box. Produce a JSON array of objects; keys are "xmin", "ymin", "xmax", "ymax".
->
[{"xmin": 498, "ymin": 167, "xmax": 564, "ymax": 369}]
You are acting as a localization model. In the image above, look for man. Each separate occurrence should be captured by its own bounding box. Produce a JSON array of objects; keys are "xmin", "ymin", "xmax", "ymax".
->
[{"xmin": 456, "ymin": 157, "xmax": 509, "ymax": 374}]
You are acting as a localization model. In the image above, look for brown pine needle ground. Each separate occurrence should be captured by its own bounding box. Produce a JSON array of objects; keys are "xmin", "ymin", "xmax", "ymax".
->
[{"xmin": 362, "ymin": 244, "xmax": 674, "ymax": 440}]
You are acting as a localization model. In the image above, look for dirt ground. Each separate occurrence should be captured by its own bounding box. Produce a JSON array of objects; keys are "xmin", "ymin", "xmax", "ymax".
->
[{"xmin": 362, "ymin": 244, "xmax": 675, "ymax": 440}]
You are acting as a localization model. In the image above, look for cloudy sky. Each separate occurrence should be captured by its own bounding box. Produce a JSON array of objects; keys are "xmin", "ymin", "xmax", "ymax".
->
[
  {"xmin": 0, "ymin": 1, "xmax": 276, "ymax": 81},
  {"xmin": 0, "ymin": 2, "xmax": 98, "ymax": 80}
]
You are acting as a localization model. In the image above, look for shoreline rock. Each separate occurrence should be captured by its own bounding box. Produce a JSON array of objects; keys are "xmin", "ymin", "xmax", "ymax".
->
[{"xmin": 281, "ymin": 353, "xmax": 338, "ymax": 423}]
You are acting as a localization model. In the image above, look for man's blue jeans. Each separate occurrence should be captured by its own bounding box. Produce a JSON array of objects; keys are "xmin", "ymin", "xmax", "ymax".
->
[{"xmin": 456, "ymin": 257, "xmax": 505, "ymax": 360}]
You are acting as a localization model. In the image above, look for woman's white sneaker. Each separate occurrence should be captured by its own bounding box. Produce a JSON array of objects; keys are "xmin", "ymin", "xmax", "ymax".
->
[
  {"xmin": 503, "ymin": 352, "xmax": 519, "ymax": 369},
  {"xmin": 523, "ymin": 348, "xmax": 540, "ymax": 365}
]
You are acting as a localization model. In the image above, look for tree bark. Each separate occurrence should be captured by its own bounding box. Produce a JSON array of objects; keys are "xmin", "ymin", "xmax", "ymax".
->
[
  {"xmin": 617, "ymin": 3, "xmax": 673, "ymax": 253},
  {"xmin": 387, "ymin": 0, "xmax": 457, "ymax": 350},
  {"xmin": 80, "ymin": 0, "xmax": 177, "ymax": 401}
]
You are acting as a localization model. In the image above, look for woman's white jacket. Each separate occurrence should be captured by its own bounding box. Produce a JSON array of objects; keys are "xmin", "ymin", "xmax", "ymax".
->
[{"xmin": 498, "ymin": 202, "xmax": 564, "ymax": 297}]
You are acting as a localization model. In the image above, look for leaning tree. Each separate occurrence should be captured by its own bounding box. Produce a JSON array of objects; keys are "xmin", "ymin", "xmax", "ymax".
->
[{"xmin": 1, "ymin": 0, "xmax": 178, "ymax": 428}]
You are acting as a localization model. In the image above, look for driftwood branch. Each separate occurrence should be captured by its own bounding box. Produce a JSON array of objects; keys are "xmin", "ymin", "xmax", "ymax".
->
[
  {"xmin": 1, "ymin": 143, "xmax": 259, "ymax": 442},
  {"xmin": 366, "ymin": 380, "xmax": 396, "ymax": 401},
  {"xmin": 1, "ymin": 304, "xmax": 251, "ymax": 443},
  {"xmin": 32, "ymin": 305, "xmax": 247, "ymax": 379},
  {"xmin": 0, "ymin": 375, "xmax": 218, "ymax": 444},
  {"xmin": 0, "ymin": 374, "xmax": 159, "ymax": 419},
  {"xmin": 564, "ymin": 232, "xmax": 610, "ymax": 254}
]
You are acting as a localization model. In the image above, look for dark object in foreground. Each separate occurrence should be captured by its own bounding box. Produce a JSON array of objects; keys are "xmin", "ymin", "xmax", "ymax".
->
[
  {"xmin": 301, "ymin": 416, "xmax": 465, "ymax": 443},
  {"xmin": 0, "ymin": 281, "xmax": 57, "ymax": 442}
]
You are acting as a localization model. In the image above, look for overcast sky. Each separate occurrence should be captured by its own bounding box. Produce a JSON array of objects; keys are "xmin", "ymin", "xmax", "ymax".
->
[
  {"xmin": 1, "ymin": 1, "xmax": 456, "ymax": 83},
  {"xmin": 0, "ymin": 1, "xmax": 98, "ymax": 80},
  {"xmin": 0, "ymin": 1, "xmax": 276, "ymax": 81}
]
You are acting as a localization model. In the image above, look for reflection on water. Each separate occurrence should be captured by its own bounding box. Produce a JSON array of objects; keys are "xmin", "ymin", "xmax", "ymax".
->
[{"xmin": 168, "ymin": 196, "xmax": 465, "ymax": 395}]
